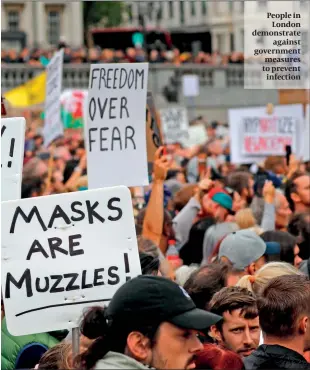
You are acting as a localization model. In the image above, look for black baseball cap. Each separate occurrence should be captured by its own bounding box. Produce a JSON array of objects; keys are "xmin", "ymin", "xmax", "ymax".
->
[{"xmin": 106, "ymin": 275, "xmax": 221, "ymax": 330}]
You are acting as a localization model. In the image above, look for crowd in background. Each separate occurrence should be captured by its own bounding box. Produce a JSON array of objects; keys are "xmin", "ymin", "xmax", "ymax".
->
[
  {"xmin": 1, "ymin": 45, "xmax": 244, "ymax": 65},
  {"xmin": 1, "ymin": 114, "xmax": 310, "ymax": 370}
]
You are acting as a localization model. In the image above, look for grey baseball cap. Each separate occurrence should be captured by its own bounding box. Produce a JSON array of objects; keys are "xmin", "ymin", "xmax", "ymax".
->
[{"xmin": 218, "ymin": 229, "xmax": 266, "ymax": 270}]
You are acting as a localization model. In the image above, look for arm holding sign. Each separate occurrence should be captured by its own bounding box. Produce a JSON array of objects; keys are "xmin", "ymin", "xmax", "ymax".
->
[
  {"xmin": 142, "ymin": 147, "xmax": 169, "ymax": 252},
  {"xmin": 64, "ymin": 155, "xmax": 87, "ymax": 192}
]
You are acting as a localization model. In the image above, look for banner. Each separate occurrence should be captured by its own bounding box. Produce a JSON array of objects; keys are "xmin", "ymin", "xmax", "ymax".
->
[
  {"xmin": 1, "ymin": 186, "xmax": 141, "ymax": 335},
  {"xmin": 229, "ymin": 104, "xmax": 303, "ymax": 163},
  {"xmin": 160, "ymin": 107, "xmax": 189, "ymax": 145},
  {"xmin": 4, "ymin": 72, "xmax": 46, "ymax": 108},
  {"xmin": 43, "ymin": 49, "xmax": 64, "ymax": 147},
  {"xmin": 1, "ymin": 117, "xmax": 25, "ymax": 201},
  {"xmin": 86, "ymin": 63, "xmax": 149, "ymax": 188},
  {"xmin": 146, "ymin": 91, "xmax": 163, "ymax": 174}
]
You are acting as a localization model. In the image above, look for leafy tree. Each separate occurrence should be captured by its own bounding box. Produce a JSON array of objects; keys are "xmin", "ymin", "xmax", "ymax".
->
[{"xmin": 83, "ymin": 1, "xmax": 125, "ymax": 29}]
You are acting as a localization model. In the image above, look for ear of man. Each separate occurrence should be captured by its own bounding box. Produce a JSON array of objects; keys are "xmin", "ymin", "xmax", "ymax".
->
[{"xmin": 126, "ymin": 331, "xmax": 151, "ymax": 361}]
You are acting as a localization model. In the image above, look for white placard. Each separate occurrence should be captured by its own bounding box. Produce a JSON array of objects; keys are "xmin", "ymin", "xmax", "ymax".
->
[
  {"xmin": 1, "ymin": 186, "xmax": 141, "ymax": 335},
  {"xmin": 86, "ymin": 63, "xmax": 149, "ymax": 188},
  {"xmin": 43, "ymin": 49, "xmax": 64, "ymax": 147},
  {"xmin": 303, "ymin": 104, "xmax": 310, "ymax": 162},
  {"xmin": 160, "ymin": 107, "xmax": 189, "ymax": 145},
  {"xmin": 229, "ymin": 104, "xmax": 304, "ymax": 164},
  {"xmin": 1, "ymin": 117, "xmax": 25, "ymax": 201},
  {"xmin": 182, "ymin": 75, "xmax": 199, "ymax": 97},
  {"xmin": 187, "ymin": 124, "xmax": 207, "ymax": 147}
]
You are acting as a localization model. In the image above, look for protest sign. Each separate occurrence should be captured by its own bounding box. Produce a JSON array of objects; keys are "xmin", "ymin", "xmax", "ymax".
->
[
  {"xmin": 43, "ymin": 49, "xmax": 64, "ymax": 147},
  {"xmin": 86, "ymin": 63, "xmax": 149, "ymax": 188},
  {"xmin": 182, "ymin": 75, "xmax": 199, "ymax": 97},
  {"xmin": 303, "ymin": 104, "xmax": 310, "ymax": 161},
  {"xmin": 187, "ymin": 124, "xmax": 207, "ymax": 147},
  {"xmin": 229, "ymin": 104, "xmax": 303, "ymax": 164},
  {"xmin": 1, "ymin": 186, "xmax": 141, "ymax": 336},
  {"xmin": 146, "ymin": 91, "xmax": 163, "ymax": 174},
  {"xmin": 1, "ymin": 117, "xmax": 25, "ymax": 201},
  {"xmin": 160, "ymin": 107, "xmax": 189, "ymax": 146}
]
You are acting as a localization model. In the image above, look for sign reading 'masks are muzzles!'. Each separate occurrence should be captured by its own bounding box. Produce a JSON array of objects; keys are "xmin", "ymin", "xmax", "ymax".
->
[{"xmin": 1, "ymin": 186, "xmax": 141, "ymax": 336}]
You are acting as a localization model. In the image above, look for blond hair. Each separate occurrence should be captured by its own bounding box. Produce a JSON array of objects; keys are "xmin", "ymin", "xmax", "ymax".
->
[
  {"xmin": 235, "ymin": 208, "xmax": 256, "ymax": 230},
  {"xmin": 236, "ymin": 262, "xmax": 303, "ymax": 295}
]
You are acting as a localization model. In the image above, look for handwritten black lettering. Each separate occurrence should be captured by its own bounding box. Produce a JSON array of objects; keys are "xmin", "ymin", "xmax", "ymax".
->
[
  {"xmin": 63, "ymin": 273, "xmax": 79, "ymax": 291},
  {"xmin": 5, "ymin": 269, "xmax": 33, "ymax": 298},
  {"xmin": 35, "ymin": 277, "xmax": 50, "ymax": 293},
  {"xmin": 26, "ymin": 239, "xmax": 49, "ymax": 260},
  {"xmin": 111, "ymin": 127, "xmax": 122, "ymax": 150},
  {"xmin": 10, "ymin": 206, "xmax": 47, "ymax": 234},
  {"xmin": 93, "ymin": 268, "xmax": 105, "ymax": 286},
  {"xmin": 48, "ymin": 237, "xmax": 68, "ymax": 259},
  {"xmin": 81, "ymin": 270, "xmax": 93, "ymax": 289},
  {"xmin": 48, "ymin": 205, "xmax": 71, "ymax": 229},
  {"xmin": 120, "ymin": 97, "xmax": 129, "ymax": 119},
  {"xmin": 50, "ymin": 275, "xmax": 65, "ymax": 293},
  {"xmin": 71, "ymin": 201, "xmax": 85, "ymax": 222},
  {"xmin": 107, "ymin": 197, "xmax": 122, "ymax": 221},
  {"xmin": 108, "ymin": 266, "xmax": 120, "ymax": 285},
  {"xmin": 68, "ymin": 234, "xmax": 84, "ymax": 256},
  {"xmin": 86, "ymin": 200, "xmax": 105, "ymax": 224},
  {"xmin": 125, "ymin": 126, "xmax": 136, "ymax": 149}
]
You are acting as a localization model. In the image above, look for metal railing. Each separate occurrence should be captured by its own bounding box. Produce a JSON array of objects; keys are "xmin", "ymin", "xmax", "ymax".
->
[
  {"xmin": 1, "ymin": 64, "xmax": 252, "ymax": 91},
  {"xmin": 1, "ymin": 64, "xmax": 280, "ymax": 115}
]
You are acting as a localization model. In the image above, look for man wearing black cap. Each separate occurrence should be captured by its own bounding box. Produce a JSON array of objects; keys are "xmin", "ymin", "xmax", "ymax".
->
[{"xmin": 79, "ymin": 276, "xmax": 221, "ymax": 370}]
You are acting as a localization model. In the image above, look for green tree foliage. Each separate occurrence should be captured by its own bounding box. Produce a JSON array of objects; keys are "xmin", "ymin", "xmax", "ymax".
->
[{"xmin": 83, "ymin": 1, "xmax": 125, "ymax": 28}]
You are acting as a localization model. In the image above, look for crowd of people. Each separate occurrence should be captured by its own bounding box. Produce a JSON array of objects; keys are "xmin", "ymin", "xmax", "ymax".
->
[
  {"xmin": 1, "ymin": 45, "xmax": 244, "ymax": 66},
  {"xmin": 1, "ymin": 118, "xmax": 310, "ymax": 370}
]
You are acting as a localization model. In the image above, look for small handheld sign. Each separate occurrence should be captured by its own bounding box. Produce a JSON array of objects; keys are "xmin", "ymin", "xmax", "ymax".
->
[
  {"xmin": 43, "ymin": 49, "xmax": 64, "ymax": 147},
  {"xmin": 1, "ymin": 186, "xmax": 141, "ymax": 336}
]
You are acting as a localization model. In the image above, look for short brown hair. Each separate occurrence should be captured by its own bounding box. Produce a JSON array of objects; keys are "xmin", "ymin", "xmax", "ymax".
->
[
  {"xmin": 257, "ymin": 274, "xmax": 310, "ymax": 338},
  {"xmin": 184, "ymin": 263, "xmax": 233, "ymax": 310},
  {"xmin": 227, "ymin": 171, "xmax": 252, "ymax": 196},
  {"xmin": 209, "ymin": 286, "xmax": 258, "ymax": 330}
]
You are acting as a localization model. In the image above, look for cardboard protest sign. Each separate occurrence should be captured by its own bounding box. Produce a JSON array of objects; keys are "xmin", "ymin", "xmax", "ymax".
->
[
  {"xmin": 160, "ymin": 107, "xmax": 189, "ymax": 146},
  {"xmin": 86, "ymin": 63, "xmax": 149, "ymax": 188},
  {"xmin": 229, "ymin": 104, "xmax": 303, "ymax": 164},
  {"xmin": 1, "ymin": 186, "xmax": 141, "ymax": 335},
  {"xmin": 182, "ymin": 75, "xmax": 199, "ymax": 97},
  {"xmin": 43, "ymin": 49, "xmax": 64, "ymax": 147},
  {"xmin": 146, "ymin": 91, "xmax": 163, "ymax": 174},
  {"xmin": 187, "ymin": 124, "xmax": 207, "ymax": 147},
  {"xmin": 303, "ymin": 104, "xmax": 310, "ymax": 161},
  {"xmin": 1, "ymin": 117, "xmax": 25, "ymax": 201}
]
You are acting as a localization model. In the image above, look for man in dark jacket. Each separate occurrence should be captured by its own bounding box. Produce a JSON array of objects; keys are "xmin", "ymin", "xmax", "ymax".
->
[{"xmin": 244, "ymin": 275, "xmax": 310, "ymax": 369}]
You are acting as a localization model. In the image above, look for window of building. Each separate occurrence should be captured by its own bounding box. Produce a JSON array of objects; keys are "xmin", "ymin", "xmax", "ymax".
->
[
  {"xmin": 157, "ymin": 2, "xmax": 163, "ymax": 21},
  {"xmin": 127, "ymin": 4, "xmax": 133, "ymax": 23},
  {"xmin": 47, "ymin": 10, "xmax": 60, "ymax": 45},
  {"xmin": 180, "ymin": 1, "xmax": 185, "ymax": 24},
  {"xmin": 169, "ymin": 1, "xmax": 174, "ymax": 18},
  {"xmin": 230, "ymin": 33, "xmax": 235, "ymax": 51},
  {"xmin": 201, "ymin": 0, "xmax": 207, "ymax": 15},
  {"xmin": 7, "ymin": 10, "xmax": 20, "ymax": 31},
  {"xmin": 216, "ymin": 34, "xmax": 224, "ymax": 53},
  {"xmin": 191, "ymin": 1, "xmax": 196, "ymax": 16},
  {"xmin": 228, "ymin": 1, "xmax": 234, "ymax": 12}
]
